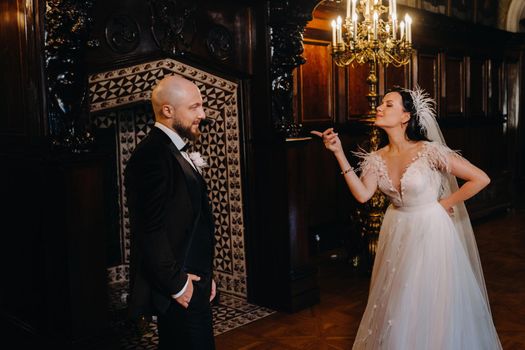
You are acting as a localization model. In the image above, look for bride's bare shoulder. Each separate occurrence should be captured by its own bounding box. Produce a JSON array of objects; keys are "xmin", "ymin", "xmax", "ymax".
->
[{"xmin": 375, "ymin": 146, "xmax": 389, "ymax": 157}]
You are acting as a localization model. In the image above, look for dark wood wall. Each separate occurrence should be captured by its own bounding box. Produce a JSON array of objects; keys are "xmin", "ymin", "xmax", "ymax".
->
[
  {"xmin": 1, "ymin": 1, "xmax": 114, "ymax": 347},
  {"xmin": 0, "ymin": 0, "xmax": 46, "ymax": 149},
  {"xmin": 1, "ymin": 0, "xmax": 48, "ymax": 341}
]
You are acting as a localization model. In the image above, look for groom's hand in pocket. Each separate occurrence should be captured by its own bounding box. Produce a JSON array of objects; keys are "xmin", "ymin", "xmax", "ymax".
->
[{"xmin": 173, "ymin": 273, "xmax": 201, "ymax": 309}]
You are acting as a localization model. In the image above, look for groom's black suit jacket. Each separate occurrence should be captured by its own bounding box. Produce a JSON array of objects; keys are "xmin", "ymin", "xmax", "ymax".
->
[{"xmin": 125, "ymin": 127, "xmax": 215, "ymax": 318}]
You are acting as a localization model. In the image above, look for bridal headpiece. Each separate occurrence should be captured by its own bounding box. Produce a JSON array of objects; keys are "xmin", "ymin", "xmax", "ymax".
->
[{"xmin": 402, "ymin": 85, "xmax": 437, "ymax": 136}]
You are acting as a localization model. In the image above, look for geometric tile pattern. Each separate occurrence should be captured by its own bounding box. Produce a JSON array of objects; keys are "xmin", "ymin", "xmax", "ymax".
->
[
  {"xmin": 89, "ymin": 59, "xmax": 248, "ymax": 297},
  {"xmin": 109, "ymin": 281, "xmax": 275, "ymax": 346},
  {"xmin": 88, "ymin": 59, "xmax": 237, "ymax": 113},
  {"xmin": 211, "ymin": 293, "xmax": 276, "ymax": 336}
]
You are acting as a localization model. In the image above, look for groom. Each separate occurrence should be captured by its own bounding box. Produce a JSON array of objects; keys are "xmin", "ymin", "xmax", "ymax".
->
[{"xmin": 125, "ymin": 75, "xmax": 216, "ymax": 349}]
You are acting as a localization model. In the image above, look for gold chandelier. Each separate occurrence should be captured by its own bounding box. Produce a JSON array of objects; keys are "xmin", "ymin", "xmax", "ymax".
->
[{"xmin": 331, "ymin": 0, "xmax": 413, "ymax": 67}]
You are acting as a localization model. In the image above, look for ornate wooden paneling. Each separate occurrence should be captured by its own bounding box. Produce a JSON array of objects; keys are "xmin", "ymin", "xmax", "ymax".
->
[
  {"xmin": 385, "ymin": 65, "xmax": 407, "ymax": 91},
  {"xmin": 41, "ymin": 155, "xmax": 110, "ymax": 346},
  {"xmin": 297, "ymin": 40, "xmax": 334, "ymax": 124},
  {"xmin": 421, "ymin": 0, "xmax": 447, "ymax": 14},
  {"xmin": 494, "ymin": 60, "xmax": 507, "ymax": 117},
  {"xmin": 86, "ymin": 0, "xmax": 254, "ymax": 75},
  {"xmin": 444, "ymin": 54, "xmax": 465, "ymax": 117},
  {"xmin": 476, "ymin": 0, "xmax": 498, "ymax": 27},
  {"xmin": 304, "ymin": 138, "xmax": 339, "ymax": 227},
  {"xmin": 469, "ymin": 57, "xmax": 486, "ymax": 117},
  {"xmin": 416, "ymin": 52, "xmax": 439, "ymax": 101},
  {"xmin": 0, "ymin": 1, "xmax": 25, "ymax": 135},
  {"xmin": 0, "ymin": 0, "xmax": 46, "ymax": 148},
  {"xmin": 450, "ymin": 0, "xmax": 473, "ymax": 21},
  {"xmin": 487, "ymin": 59, "xmax": 498, "ymax": 117},
  {"xmin": 44, "ymin": 0, "xmax": 95, "ymax": 151},
  {"xmin": 508, "ymin": 60, "xmax": 524, "ymax": 185},
  {"xmin": 347, "ymin": 63, "xmax": 370, "ymax": 118},
  {"xmin": 334, "ymin": 65, "xmax": 348, "ymax": 123}
]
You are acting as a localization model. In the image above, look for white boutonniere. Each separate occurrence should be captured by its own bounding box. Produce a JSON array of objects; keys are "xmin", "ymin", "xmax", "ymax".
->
[{"xmin": 188, "ymin": 152, "xmax": 208, "ymax": 173}]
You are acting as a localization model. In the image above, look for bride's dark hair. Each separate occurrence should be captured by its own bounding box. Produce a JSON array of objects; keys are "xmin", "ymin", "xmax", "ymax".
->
[{"xmin": 387, "ymin": 86, "xmax": 431, "ymax": 142}]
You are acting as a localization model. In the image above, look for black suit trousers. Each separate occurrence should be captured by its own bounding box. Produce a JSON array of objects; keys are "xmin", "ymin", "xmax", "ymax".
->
[{"xmin": 157, "ymin": 274, "xmax": 215, "ymax": 350}]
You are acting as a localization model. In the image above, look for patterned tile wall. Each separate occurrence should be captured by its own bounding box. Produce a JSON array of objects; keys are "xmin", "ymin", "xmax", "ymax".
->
[{"xmin": 89, "ymin": 59, "xmax": 247, "ymax": 297}]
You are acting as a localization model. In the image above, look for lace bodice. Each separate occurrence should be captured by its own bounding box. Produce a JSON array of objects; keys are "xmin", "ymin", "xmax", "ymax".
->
[{"xmin": 357, "ymin": 141, "xmax": 460, "ymax": 208}]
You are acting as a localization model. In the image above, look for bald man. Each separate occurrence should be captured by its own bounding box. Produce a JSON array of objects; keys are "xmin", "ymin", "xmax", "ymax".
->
[{"xmin": 125, "ymin": 75, "xmax": 216, "ymax": 349}]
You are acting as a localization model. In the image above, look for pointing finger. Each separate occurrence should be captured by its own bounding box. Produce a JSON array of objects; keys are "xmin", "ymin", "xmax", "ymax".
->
[{"xmin": 323, "ymin": 128, "xmax": 334, "ymax": 135}]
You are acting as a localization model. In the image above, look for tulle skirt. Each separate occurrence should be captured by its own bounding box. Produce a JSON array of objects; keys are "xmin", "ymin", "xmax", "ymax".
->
[{"xmin": 352, "ymin": 202, "xmax": 502, "ymax": 350}]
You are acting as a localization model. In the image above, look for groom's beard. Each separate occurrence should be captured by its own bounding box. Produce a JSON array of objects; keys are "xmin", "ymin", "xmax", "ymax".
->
[{"xmin": 173, "ymin": 119, "xmax": 200, "ymax": 141}]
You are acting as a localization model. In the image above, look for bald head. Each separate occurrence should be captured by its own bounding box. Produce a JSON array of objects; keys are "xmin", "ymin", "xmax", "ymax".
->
[
  {"xmin": 150, "ymin": 75, "xmax": 206, "ymax": 140},
  {"xmin": 151, "ymin": 75, "xmax": 200, "ymax": 120}
]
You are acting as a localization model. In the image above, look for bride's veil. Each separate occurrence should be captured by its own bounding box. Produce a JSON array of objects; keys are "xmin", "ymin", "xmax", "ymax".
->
[{"xmin": 409, "ymin": 86, "xmax": 491, "ymax": 310}]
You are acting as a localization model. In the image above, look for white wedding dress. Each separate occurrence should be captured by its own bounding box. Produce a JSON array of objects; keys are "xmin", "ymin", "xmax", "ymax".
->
[{"xmin": 352, "ymin": 141, "xmax": 502, "ymax": 350}]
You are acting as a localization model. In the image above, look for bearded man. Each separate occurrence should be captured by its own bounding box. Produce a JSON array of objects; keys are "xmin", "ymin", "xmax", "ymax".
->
[{"xmin": 125, "ymin": 75, "xmax": 216, "ymax": 349}]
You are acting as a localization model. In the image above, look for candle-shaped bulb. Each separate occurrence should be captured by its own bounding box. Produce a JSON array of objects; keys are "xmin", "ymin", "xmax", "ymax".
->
[
  {"xmin": 347, "ymin": 0, "xmax": 351, "ymax": 18},
  {"xmin": 392, "ymin": 12, "xmax": 397, "ymax": 40},
  {"xmin": 405, "ymin": 14, "xmax": 412, "ymax": 43},
  {"xmin": 337, "ymin": 16, "xmax": 343, "ymax": 44},
  {"xmin": 352, "ymin": 13, "xmax": 358, "ymax": 38},
  {"xmin": 373, "ymin": 11, "xmax": 378, "ymax": 40},
  {"xmin": 393, "ymin": 0, "xmax": 397, "ymax": 16},
  {"xmin": 331, "ymin": 19, "xmax": 337, "ymax": 46},
  {"xmin": 400, "ymin": 20, "xmax": 405, "ymax": 41}
]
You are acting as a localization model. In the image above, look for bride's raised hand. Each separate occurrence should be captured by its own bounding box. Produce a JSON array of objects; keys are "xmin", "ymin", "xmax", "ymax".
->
[{"xmin": 311, "ymin": 128, "xmax": 343, "ymax": 154}]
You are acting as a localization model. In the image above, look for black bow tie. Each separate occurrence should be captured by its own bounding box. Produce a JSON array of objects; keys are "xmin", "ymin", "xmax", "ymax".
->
[{"xmin": 180, "ymin": 143, "xmax": 189, "ymax": 152}]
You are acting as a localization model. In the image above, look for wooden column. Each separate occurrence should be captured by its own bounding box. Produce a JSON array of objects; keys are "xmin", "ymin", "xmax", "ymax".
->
[{"xmin": 245, "ymin": 0, "xmax": 322, "ymax": 312}]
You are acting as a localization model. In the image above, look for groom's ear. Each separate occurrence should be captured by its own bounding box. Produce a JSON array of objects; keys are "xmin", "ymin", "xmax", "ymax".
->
[{"xmin": 161, "ymin": 104, "xmax": 174, "ymax": 118}]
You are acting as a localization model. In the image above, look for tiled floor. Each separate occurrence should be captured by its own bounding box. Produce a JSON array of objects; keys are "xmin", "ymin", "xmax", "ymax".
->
[{"xmin": 215, "ymin": 207, "xmax": 525, "ymax": 349}]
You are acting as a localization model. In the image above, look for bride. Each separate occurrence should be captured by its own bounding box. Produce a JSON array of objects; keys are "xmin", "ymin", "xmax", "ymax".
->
[{"xmin": 312, "ymin": 87, "xmax": 502, "ymax": 349}]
